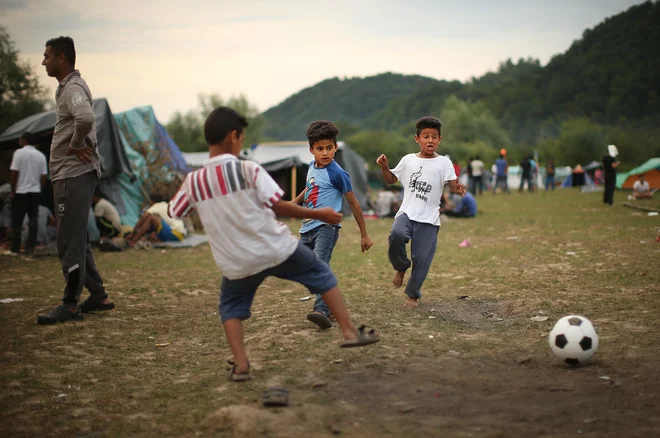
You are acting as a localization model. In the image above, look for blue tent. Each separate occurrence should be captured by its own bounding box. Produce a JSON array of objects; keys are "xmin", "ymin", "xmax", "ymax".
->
[{"xmin": 561, "ymin": 172, "xmax": 594, "ymax": 188}]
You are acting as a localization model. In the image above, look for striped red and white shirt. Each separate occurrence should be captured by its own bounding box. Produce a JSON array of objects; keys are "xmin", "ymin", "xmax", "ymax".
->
[{"xmin": 168, "ymin": 154, "xmax": 298, "ymax": 279}]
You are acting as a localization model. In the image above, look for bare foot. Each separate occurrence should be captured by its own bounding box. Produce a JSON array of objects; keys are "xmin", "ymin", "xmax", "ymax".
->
[
  {"xmin": 404, "ymin": 297, "xmax": 419, "ymax": 308},
  {"xmin": 393, "ymin": 271, "xmax": 406, "ymax": 288}
]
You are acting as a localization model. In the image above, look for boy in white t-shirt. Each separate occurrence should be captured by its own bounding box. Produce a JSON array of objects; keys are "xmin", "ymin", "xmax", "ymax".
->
[
  {"xmin": 168, "ymin": 107, "xmax": 379, "ymax": 381},
  {"xmin": 377, "ymin": 116, "xmax": 466, "ymax": 308}
]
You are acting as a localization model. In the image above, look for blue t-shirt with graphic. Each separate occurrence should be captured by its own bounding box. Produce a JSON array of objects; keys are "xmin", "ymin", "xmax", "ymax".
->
[{"xmin": 300, "ymin": 160, "xmax": 352, "ymax": 234}]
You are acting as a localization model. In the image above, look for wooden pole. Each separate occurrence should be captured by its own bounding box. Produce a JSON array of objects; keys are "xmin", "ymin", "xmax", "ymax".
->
[{"xmin": 291, "ymin": 166, "xmax": 297, "ymax": 200}]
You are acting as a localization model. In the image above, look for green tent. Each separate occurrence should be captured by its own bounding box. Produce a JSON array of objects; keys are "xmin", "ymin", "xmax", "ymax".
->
[{"xmin": 616, "ymin": 158, "xmax": 660, "ymax": 189}]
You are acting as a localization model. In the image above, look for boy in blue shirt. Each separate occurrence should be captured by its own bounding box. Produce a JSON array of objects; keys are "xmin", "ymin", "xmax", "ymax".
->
[
  {"xmin": 441, "ymin": 190, "xmax": 477, "ymax": 218},
  {"xmin": 292, "ymin": 121, "xmax": 373, "ymax": 329}
]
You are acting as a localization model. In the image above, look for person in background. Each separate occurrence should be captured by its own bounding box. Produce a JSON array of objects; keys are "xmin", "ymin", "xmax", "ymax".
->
[
  {"xmin": 632, "ymin": 174, "xmax": 653, "ymax": 200},
  {"xmin": 9, "ymin": 132, "xmax": 48, "ymax": 255},
  {"xmin": 602, "ymin": 146, "xmax": 619, "ymax": 206},
  {"xmin": 545, "ymin": 158, "xmax": 556, "ymax": 191},
  {"xmin": 493, "ymin": 153, "xmax": 509, "ymax": 194}
]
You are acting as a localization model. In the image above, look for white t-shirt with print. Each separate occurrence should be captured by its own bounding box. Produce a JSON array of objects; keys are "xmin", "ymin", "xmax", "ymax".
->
[
  {"xmin": 168, "ymin": 154, "xmax": 298, "ymax": 280},
  {"xmin": 633, "ymin": 180, "xmax": 649, "ymax": 193},
  {"xmin": 390, "ymin": 154, "xmax": 457, "ymax": 226}
]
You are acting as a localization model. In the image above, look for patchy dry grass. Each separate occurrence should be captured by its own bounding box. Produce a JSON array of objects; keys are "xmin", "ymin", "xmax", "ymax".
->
[{"xmin": 1, "ymin": 189, "xmax": 659, "ymax": 437}]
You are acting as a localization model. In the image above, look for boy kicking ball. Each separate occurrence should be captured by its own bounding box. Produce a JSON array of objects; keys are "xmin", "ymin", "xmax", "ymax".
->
[{"xmin": 167, "ymin": 106, "xmax": 379, "ymax": 381}]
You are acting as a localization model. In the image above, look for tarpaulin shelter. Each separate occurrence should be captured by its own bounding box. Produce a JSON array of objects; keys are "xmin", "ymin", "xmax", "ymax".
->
[{"xmin": 616, "ymin": 158, "xmax": 660, "ymax": 189}]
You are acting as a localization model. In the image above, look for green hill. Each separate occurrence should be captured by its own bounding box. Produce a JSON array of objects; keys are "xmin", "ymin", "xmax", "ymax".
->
[{"xmin": 262, "ymin": 73, "xmax": 437, "ymax": 140}]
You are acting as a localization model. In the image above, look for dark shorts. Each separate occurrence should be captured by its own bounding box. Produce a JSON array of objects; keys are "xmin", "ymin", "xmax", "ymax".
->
[
  {"xmin": 219, "ymin": 241, "xmax": 338, "ymax": 322},
  {"xmin": 95, "ymin": 217, "xmax": 120, "ymax": 238}
]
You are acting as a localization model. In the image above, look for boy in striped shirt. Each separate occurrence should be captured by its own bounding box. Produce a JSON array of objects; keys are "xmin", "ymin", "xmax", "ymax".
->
[{"xmin": 168, "ymin": 107, "xmax": 379, "ymax": 381}]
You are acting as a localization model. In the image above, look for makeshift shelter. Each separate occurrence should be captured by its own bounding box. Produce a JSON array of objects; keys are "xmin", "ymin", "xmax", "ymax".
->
[
  {"xmin": 241, "ymin": 141, "xmax": 370, "ymax": 213},
  {"xmin": 0, "ymin": 99, "xmax": 135, "ymax": 221},
  {"xmin": 561, "ymin": 172, "xmax": 595, "ymax": 188},
  {"xmin": 114, "ymin": 106, "xmax": 190, "ymax": 176},
  {"xmin": 616, "ymin": 158, "xmax": 660, "ymax": 189}
]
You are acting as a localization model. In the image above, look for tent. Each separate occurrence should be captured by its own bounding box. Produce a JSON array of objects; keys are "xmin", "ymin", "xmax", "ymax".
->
[
  {"xmin": 584, "ymin": 161, "xmax": 602, "ymax": 171},
  {"xmin": 616, "ymin": 158, "xmax": 660, "ymax": 189},
  {"xmin": 561, "ymin": 172, "xmax": 595, "ymax": 188},
  {"xmin": 0, "ymin": 99, "xmax": 135, "ymax": 221},
  {"xmin": 114, "ymin": 106, "xmax": 190, "ymax": 176},
  {"xmin": 242, "ymin": 141, "xmax": 369, "ymax": 213}
]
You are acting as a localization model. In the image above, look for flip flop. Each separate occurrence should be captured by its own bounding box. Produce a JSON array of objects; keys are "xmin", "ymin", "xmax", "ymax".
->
[
  {"xmin": 307, "ymin": 312, "xmax": 332, "ymax": 330},
  {"xmin": 340, "ymin": 325, "xmax": 380, "ymax": 348},
  {"xmin": 263, "ymin": 387, "xmax": 289, "ymax": 407},
  {"xmin": 227, "ymin": 364, "xmax": 253, "ymax": 382}
]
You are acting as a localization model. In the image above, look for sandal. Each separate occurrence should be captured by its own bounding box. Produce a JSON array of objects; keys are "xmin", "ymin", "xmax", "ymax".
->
[
  {"xmin": 340, "ymin": 325, "xmax": 380, "ymax": 348},
  {"xmin": 307, "ymin": 312, "xmax": 332, "ymax": 330},
  {"xmin": 227, "ymin": 362, "xmax": 253, "ymax": 382},
  {"xmin": 37, "ymin": 305, "xmax": 83, "ymax": 325},
  {"xmin": 263, "ymin": 387, "xmax": 289, "ymax": 407},
  {"xmin": 79, "ymin": 296, "xmax": 116, "ymax": 313}
]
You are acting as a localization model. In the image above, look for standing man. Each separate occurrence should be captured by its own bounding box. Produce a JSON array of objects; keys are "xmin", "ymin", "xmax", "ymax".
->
[
  {"xmin": 470, "ymin": 155, "xmax": 485, "ymax": 195},
  {"xmin": 37, "ymin": 36, "xmax": 114, "ymax": 324},
  {"xmin": 603, "ymin": 145, "xmax": 619, "ymax": 206},
  {"xmin": 9, "ymin": 133, "xmax": 47, "ymax": 255},
  {"xmin": 493, "ymin": 153, "xmax": 509, "ymax": 194}
]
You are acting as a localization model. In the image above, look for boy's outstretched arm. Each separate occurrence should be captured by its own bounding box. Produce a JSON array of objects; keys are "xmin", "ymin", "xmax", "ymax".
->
[
  {"xmin": 290, "ymin": 188, "xmax": 306, "ymax": 205},
  {"xmin": 446, "ymin": 179, "xmax": 467, "ymax": 195},
  {"xmin": 376, "ymin": 154, "xmax": 397, "ymax": 184},
  {"xmin": 344, "ymin": 191, "xmax": 373, "ymax": 252},
  {"xmin": 271, "ymin": 199, "xmax": 342, "ymax": 224}
]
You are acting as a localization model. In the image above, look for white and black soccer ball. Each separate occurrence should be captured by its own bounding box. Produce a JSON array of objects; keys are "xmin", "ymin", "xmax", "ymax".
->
[{"xmin": 548, "ymin": 315, "xmax": 599, "ymax": 365}]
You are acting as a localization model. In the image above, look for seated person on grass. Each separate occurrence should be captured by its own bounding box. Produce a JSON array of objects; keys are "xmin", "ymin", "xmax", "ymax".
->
[
  {"xmin": 92, "ymin": 189, "xmax": 122, "ymax": 239},
  {"xmin": 632, "ymin": 175, "xmax": 653, "ymax": 200},
  {"xmin": 440, "ymin": 187, "xmax": 477, "ymax": 218},
  {"xmin": 127, "ymin": 199, "xmax": 187, "ymax": 247}
]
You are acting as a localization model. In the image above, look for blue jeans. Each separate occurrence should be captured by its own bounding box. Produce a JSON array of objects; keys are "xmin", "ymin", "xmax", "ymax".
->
[
  {"xmin": 300, "ymin": 224, "xmax": 340, "ymax": 317},
  {"xmin": 545, "ymin": 175, "xmax": 555, "ymax": 191}
]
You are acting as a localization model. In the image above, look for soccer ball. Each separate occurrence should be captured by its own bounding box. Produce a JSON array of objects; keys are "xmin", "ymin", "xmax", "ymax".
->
[{"xmin": 548, "ymin": 315, "xmax": 599, "ymax": 365}]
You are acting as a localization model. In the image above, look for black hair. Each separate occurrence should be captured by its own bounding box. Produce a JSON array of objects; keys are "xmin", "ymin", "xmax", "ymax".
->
[
  {"xmin": 94, "ymin": 187, "xmax": 104, "ymax": 199},
  {"xmin": 499, "ymin": 154, "xmax": 504, "ymax": 159},
  {"xmin": 149, "ymin": 194, "xmax": 166, "ymax": 203},
  {"xmin": 475, "ymin": 155, "xmax": 481, "ymax": 160},
  {"xmin": 204, "ymin": 106, "xmax": 248, "ymax": 146},
  {"xmin": 306, "ymin": 120, "xmax": 339, "ymax": 147},
  {"xmin": 46, "ymin": 36, "xmax": 76, "ymax": 67},
  {"xmin": 415, "ymin": 116, "xmax": 442, "ymax": 136},
  {"xmin": 20, "ymin": 132, "xmax": 34, "ymax": 144}
]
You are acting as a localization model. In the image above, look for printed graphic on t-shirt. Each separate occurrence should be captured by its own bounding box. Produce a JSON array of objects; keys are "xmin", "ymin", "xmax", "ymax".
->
[
  {"xmin": 408, "ymin": 166, "xmax": 433, "ymax": 203},
  {"xmin": 305, "ymin": 177, "xmax": 320, "ymax": 209}
]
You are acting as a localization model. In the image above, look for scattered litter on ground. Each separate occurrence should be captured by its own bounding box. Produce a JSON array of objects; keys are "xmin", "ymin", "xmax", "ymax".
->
[
  {"xmin": 331, "ymin": 359, "xmax": 343, "ymax": 364},
  {"xmin": 648, "ymin": 212, "xmax": 659, "ymax": 216},
  {"xmin": 599, "ymin": 376, "xmax": 611, "ymax": 380},
  {"xmin": 299, "ymin": 296, "xmax": 311, "ymax": 301},
  {"xmin": 56, "ymin": 393, "xmax": 67, "ymax": 398},
  {"xmin": 458, "ymin": 295, "xmax": 470, "ymax": 300},
  {"xmin": 458, "ymin": 239, "xmax": 471, "ymax": 247},
  {"xmin": 0, "ymin": 298, "xmax": 24, "ymax": 303},
  {"xmin": 428, "ymin": 316, "xmax": 436, "ymax": 319},
  {"xmin": 428, "ymin": 335, "xmax": 434, "ymax": 339},
  {"xmin": 531, "ymin": 316, "xmax": 549, "ymax": 322},
  {"xmin": 483, "ymin": 311, "xmax": 504, "ymax": 322},
  {"xmin": 506, "ymin": 236, "xmax": 519, "ymax": 240},
  {"xmin": 156, "ymin": 343, "xmax": 171, "ymax": 348},
  {"xmin": 566, "ymin": 252, "xmax": 576, "ymax": 255}
]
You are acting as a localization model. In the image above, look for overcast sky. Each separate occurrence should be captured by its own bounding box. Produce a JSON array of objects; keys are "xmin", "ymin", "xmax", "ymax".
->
[{"xmin": 0, "ymin": 0, "xmax": 646, "ymax": 122}]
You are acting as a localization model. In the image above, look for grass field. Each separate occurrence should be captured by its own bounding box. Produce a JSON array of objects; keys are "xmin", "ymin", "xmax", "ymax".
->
[{"xmin": 1, "ymin": 189, "xmax": 659, "ymax": 437}]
